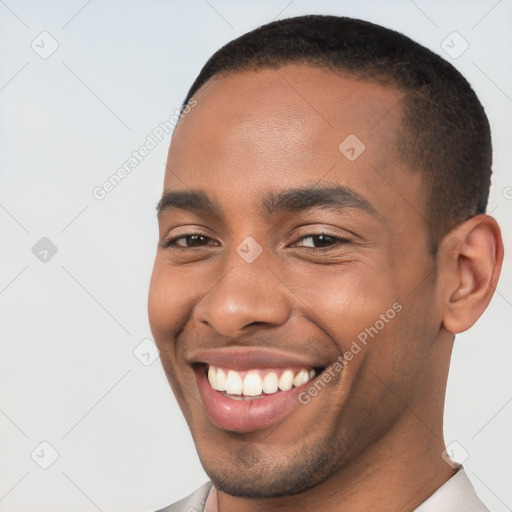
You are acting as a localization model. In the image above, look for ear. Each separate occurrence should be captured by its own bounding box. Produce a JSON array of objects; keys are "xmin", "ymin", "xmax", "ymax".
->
[{"xmin": 439, "ymin": 215, "xmax": 504, "ymax": 334}]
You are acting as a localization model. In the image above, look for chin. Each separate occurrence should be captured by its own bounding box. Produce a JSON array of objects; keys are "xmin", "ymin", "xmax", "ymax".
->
[{"xmin": 197, "ymin": 437, "xmax": 341, "ymax": 499}]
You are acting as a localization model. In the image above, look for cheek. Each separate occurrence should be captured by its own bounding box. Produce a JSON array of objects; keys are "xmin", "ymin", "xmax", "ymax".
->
[
  {"xmin": 148, "ymin": 265, "xmax": 171, "ymax": 337},
  {"xmin": 348, "ymin": 282, "xmax": 439, "ymax": 414},
  {"xmin": 148, "ymin": 258, "xmax": 213, "ymax": 381},
  {"xmin": 283, "ymin": 261, "xmax": 401, "ymax": 352},
  {"xmin": 147, "ymin": 260, "xmax": 189, "ymax": 352},
  {"xmin": 148, "ymin": 262, "xmax": 197, "ymax": 409},
  {"xmin": 148, "ymin": 256, "xmax": 198, "ymax": 323}
]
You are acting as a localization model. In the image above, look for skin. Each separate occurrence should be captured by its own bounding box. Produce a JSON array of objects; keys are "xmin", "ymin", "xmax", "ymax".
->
[{"xmin": 148, "ymin": 64, "xmax": 503, "ymax": 511}]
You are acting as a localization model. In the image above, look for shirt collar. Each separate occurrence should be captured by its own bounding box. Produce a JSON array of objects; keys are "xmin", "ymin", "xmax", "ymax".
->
[
  {"xmin": 413, "ymin": 467, "xmax": 489, "ymax": 511},
  {"xmin": 203, "ymin": 466, "xmax": 488, "ymax": 512}
]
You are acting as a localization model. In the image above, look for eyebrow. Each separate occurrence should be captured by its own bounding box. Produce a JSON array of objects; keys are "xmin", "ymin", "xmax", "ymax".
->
[
  {"xmin": 157, "ymin": 190, "xmax": 220, "ymax": 217},
  {"xmin": 156, "ymin": 185, "xmax": 378, "ymax": 220},
  {"xmin": 261, "ymin": 185, "xmax": 377, "ymax": 218}
]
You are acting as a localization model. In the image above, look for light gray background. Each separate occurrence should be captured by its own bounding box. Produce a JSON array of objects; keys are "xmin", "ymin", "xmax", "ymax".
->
[{"xmin": 0, "ymin": 1, "xmax": 511, "ymax": 511}]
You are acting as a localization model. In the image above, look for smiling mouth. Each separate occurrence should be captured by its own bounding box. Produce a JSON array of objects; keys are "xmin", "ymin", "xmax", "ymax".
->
[
  {"xmin": 189, "ymin": 347, "xmax": 332, "ymax": 432},
  {"xmin": 205, "ymin": 365, "xmax": 323, "ymax": 400}
]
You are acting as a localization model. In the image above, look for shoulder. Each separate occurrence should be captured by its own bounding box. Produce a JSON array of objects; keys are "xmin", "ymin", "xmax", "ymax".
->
[{"xmin": 154, "ymin": 482, "xmax": 213, "ymax": 512}]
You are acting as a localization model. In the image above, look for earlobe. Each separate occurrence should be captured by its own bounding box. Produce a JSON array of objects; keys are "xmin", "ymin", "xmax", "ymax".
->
[{"xmin": 440, "ymin": 215, "xmax": 503, "ymax": 334}]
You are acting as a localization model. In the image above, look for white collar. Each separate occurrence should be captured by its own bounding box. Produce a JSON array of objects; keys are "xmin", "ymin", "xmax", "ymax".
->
[
  {"xmin": 413, "ymin": 467, "xmax": 489, "ymax": 511},
  {"xmin": 203, "ymin": 466, "xmax": 489, "ymax": 512}
]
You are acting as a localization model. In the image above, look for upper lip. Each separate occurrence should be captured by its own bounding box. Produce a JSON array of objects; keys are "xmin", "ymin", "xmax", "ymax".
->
[{"xmin": 187, "ymin": 346, "xmax": 328, "ymax": 371}]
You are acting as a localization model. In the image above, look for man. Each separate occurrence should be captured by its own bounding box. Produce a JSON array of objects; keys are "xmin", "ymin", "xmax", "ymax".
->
[{"xmin": 148, "ymin": 15, "xmax": 503, "ymax": 512}]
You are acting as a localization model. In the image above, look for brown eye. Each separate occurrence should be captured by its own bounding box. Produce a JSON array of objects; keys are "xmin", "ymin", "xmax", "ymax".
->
[
  {"xmin": 163, "ymin": 233, "xmax": 218, "ymax": 249},
  {"xmin": 294, "ymin": 234, "xmax": 350, "ymax": 249}
]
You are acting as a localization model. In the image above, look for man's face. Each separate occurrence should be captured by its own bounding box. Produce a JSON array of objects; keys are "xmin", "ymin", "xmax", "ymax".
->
[{"xmin": 148, "ymin": 65, "xmax": 443, "ymax": 497}]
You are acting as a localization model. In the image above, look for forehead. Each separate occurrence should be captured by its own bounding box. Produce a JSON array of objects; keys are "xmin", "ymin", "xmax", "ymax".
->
[{"xmin": 165, "ymin": 65, "xmax": 422, "ymax": 225}]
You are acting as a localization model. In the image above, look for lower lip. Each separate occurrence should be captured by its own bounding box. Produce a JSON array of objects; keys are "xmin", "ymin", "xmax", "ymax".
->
[{"xmin": 196, "ymin": 369, "xmax": 310, "ymax": 433}]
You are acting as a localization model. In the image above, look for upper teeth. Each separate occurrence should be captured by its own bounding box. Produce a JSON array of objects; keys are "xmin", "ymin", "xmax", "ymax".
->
[{"xmin": 207, "ymin": 366, "xmax": 315, "ymax": 397}]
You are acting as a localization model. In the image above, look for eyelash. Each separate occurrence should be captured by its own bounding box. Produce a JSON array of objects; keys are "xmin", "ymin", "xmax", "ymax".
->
[{"xmin": 161, "ymin": 232, "xmax": 351, "ymax": 251}]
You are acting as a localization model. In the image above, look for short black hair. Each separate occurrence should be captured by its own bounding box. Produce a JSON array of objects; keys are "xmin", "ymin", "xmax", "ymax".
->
[{"xmin": 180, "ymin": 15, "xmax": 492, "ymax": 253}]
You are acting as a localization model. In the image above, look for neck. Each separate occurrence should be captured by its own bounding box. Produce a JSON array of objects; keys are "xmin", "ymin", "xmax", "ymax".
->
[{"xmin": 218, "ymin": 330, "xmax": 456, "ymax": 512}]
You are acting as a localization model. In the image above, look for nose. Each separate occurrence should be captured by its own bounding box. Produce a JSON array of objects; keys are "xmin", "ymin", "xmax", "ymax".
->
[{"xmin": 193, "ymin": 254, "xmax": 291, "ymax": 338}]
